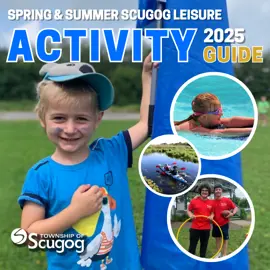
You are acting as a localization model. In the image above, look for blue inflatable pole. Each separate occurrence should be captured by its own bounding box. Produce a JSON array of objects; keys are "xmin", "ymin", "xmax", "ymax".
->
[{"xmin": 138, "ymin": 0, "xmax": 250, "ymax": 269}]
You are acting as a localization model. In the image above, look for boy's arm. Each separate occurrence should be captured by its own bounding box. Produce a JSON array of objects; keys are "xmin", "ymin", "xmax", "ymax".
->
[
  {"xmin": 221, "ymin": 117, "xmax": 254, "ymax": 128},
  {"xmin": 21, "ymin": 184, "xmax": 103, "ymax": 235},
  {"xmin": 21, "ymin": 202, "xmax": 81, "ymax": 235},
  {"xmin": 128, "ymin": 53, "xmax": 158, "ymax": 150}
]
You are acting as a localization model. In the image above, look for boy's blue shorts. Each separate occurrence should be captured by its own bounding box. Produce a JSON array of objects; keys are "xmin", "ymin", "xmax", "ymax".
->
[{"xmin": 212, "ymin": 223, "xmax": 229, "ymax": 240}]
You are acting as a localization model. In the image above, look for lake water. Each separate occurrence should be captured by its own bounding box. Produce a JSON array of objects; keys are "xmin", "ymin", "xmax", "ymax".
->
[{"xmin": 141, "ymin": 153, "xmax": 199, "ymax": 195}]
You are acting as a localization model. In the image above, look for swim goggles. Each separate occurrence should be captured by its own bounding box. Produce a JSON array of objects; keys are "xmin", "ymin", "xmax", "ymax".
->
[{"xmin": 193, "ymin": 107, "xmax": 223, "ymax": 116}]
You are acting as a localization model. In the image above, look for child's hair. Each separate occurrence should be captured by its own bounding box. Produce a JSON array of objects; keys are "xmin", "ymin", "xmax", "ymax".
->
[
  {"xmin": 35, "ymin": 79, "xmax": 99, "ymax": 121},
  {"xmin": 174, "ymin": 93, "xmax": 221, "ymax": 126},
  {"xmin": 198, "ymin": 183, "xmax": 211, "ymax": 196}
]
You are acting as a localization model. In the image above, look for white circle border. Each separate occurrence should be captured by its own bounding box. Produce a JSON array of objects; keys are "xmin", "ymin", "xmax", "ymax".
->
[
  {"xmin": 170, "ymin": 72, "xmax": 259, "ymax": 160},
  {"xmin": 166, "ymin": 174, "xmax": 256, "ymax": 263},
  {"xmin": 138, "ymin": 134, "xmax": 202, "ymax": 198}
]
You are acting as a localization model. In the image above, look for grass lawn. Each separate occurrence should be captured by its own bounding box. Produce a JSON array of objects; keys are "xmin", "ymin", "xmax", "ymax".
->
[
  {"xmin": 145, "ymin": 143, "xmax": 198, "ymax": 163},
  {"xmin": 241, "ymin": 123, "xmax": 270, "ymax": 270},
  {"xmin": 0, "ymin": 120, "xmax": 269, "ymax": 269}
]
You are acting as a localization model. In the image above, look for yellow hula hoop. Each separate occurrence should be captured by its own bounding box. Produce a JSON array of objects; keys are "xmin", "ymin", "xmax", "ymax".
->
[{"xmin": 176, "ymin": 215, "xmax": 224, "ymax": 259}]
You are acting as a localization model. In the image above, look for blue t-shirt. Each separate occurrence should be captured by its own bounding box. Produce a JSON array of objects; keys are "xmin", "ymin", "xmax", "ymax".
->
[{"xmin": 18, "ymin": 131, "xmax": 141, "ymax": 270}]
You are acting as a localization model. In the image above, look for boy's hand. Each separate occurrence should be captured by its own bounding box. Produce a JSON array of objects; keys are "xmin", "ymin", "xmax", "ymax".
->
[
  {"xmin": 70, "ymin": 184, "xmax": 103, "ymax": 219},
  {"xmin": 142, "ymin": 53, "xmax": 159, "ymax": 79}
]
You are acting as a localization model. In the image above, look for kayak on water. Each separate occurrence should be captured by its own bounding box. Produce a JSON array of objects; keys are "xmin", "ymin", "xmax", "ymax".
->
[{"xmin": 156, "ymin": 163, "xmax": 189, "ymax": 185}]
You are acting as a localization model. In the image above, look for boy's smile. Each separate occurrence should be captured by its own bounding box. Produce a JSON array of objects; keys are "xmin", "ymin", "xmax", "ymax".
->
[{"xmin": 40, "ymin": 98, "xmax": 103, "ymax": 163}]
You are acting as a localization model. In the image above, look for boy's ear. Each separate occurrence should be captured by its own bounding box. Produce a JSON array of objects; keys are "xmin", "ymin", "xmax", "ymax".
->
[
  {"xmin": 95, "ymin": 111, "xmax": 104, "ymax": 128},
  {"xmin": 39, "ymin": 118, "xmax": 46, "ymax": 129}
]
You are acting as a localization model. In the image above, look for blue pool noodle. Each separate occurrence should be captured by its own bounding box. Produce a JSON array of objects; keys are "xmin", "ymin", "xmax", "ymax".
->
[{"xmin": 137, "ymin": 0, "xmax": 250, "ymax": 269}]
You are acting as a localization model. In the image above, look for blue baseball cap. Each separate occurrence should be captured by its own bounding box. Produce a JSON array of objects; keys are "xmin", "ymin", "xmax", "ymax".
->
[{"xmin": 39, "ymin": 62, "xmax": 114, "ymax": 111}]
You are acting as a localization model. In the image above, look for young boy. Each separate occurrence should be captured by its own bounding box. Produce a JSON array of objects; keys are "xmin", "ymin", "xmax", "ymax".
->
[{"xmin": 18, "ymin": 54, "xmax": 156, "ymax": 269}]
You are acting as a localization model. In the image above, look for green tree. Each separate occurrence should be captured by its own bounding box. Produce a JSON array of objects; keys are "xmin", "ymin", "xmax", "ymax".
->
[
  {"xmin": 232, "ymin": 195, "xmax": 241, "ymax": 206},
  {"xmin": 240, "ymin": 208, "xmax": 247, "ymax": 220},
  {"xmin": 234, "ymin": 51, "xmax": 270, "ymax": 99},
  {"xmin": 110, "ymin": 64, "xmax": 142, "ymax": 105},
  {"xmin": 238, "ymin": 198, "xmax": 249, "ymax": 208}
]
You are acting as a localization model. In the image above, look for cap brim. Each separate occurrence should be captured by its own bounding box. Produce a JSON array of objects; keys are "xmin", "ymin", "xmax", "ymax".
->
[{"xmin": 46, "ymin": 73, "xmax": 114, "ymax": 111}]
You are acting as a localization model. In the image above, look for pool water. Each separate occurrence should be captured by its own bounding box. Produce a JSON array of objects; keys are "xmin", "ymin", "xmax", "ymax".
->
[
  {"xmin": 141, "ymin": 153, "xmax": 199, "ymax": 195},
  {"xmin": 173, "ymin": 75, "xmax": 255, "ymax": 157}
]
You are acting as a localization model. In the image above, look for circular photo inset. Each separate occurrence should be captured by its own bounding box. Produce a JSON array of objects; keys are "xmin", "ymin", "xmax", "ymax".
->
[
  {"xmin": 171, "ymin": 72, "xmax": 258, "ymax": 160},
  {"xmin": 167, "ymin": 175, "xmax": 255, "ymax": 262},
  {"xmin": 138, "ymin": 135, "xmax": 201, "ymax": 197}
]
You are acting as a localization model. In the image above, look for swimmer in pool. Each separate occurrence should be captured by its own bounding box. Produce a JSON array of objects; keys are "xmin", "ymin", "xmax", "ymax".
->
[{"xmin": 174, "ymin": 93, "xmax": 254, "ymax": 137}]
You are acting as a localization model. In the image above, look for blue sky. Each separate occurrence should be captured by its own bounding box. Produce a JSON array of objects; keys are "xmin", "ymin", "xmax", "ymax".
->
[{"xmin": 1, "ymin": 0, "xmax": 269, "ymax": 50}]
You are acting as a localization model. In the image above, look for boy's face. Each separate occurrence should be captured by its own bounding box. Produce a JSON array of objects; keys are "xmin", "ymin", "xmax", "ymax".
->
[
  {"xmin": 261, "ymin": 96, "xmax": 266, "ymax": 101},
  {"xmin": 40, "ymin": 98, "xmax": 103, "ymax": 155}
]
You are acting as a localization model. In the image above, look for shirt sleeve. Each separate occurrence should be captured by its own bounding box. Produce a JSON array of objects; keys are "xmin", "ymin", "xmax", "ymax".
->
[
  {"xmin": 18, "ymin": 168, "xmax": 49, "ymax": 209},
  {"xmin": 188, "ymin": 200, "xmax": 194, "ymax": 211},
  {"xmin": 104, "ymin": 130, "xmax": 133, "ymax": 168}
]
